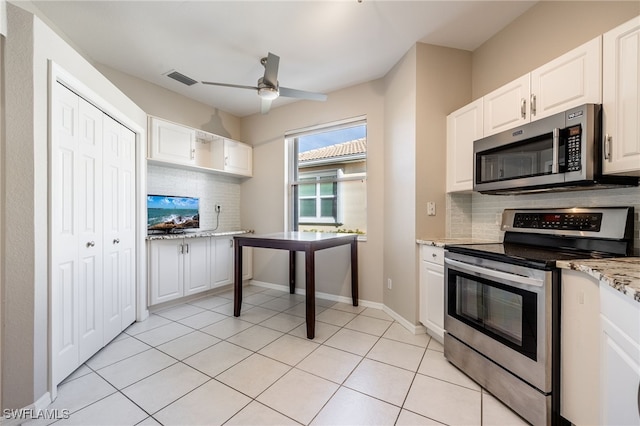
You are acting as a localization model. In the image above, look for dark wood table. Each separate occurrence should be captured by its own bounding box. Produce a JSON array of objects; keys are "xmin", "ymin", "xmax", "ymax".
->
[{"xmin": 234, "ymin": 232, "xmax": 358, "ymax": 339}]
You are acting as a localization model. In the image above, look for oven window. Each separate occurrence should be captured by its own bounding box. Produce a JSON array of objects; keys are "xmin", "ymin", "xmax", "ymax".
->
[{"xmin": 449, "ymin": 271, "xmax": 538, "ymax": 360}]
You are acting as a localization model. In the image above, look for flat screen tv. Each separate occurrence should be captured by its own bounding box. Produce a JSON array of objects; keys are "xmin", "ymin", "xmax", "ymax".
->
[{"xmin": 147, "ymin": 194, "xmax": 200, "ymax": 233}]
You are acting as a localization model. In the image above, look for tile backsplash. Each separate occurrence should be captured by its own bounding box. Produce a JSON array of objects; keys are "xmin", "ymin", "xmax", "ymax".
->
[
  {"xmin": 147, "ymin": 164, "xmax": 242, "ymax": 233},
  {"xmin": 447, "ymin": 186, "xmax": 640, "ymax": 254}
]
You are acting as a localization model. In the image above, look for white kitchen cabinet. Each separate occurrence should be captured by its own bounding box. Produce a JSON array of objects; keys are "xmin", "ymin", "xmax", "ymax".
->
[
  {"xmin": 560, "ymin": 269, "xmax": 600, "ymax": 425},
  {"xmin": 51, "ymin": 83, "xmax": 136, "ymax": 386},
  {"xmin": 211, "ymin": 236, "xmax": 252, "ymax": 289},
  {"xmin": 600, "ymin": 283, "xmax": 640, "ymax": 426},
  {"xmin": 602, "ymin": 16, "xmax": 640, "ymax": 176},
  {"xmin": 148, "ymin": 239, "xmax": 185, "ymax": 305},
  {"xmin": 484, "ymin": 36, "xmax": 601, "ymax": 136},
  {"xmin": 446, "ymin": 99, "xmax": 483, "ymax": 192},
  {"xmin": 183, "ymin": 237, "xmax": 211, "ymax": 296},
  {"xmin": 419, "ymin": 245, "xmax": 445, "ymax": 343},
  {"xmin": 149, "ymin": 118, "xmax": 253, "ymax": 177},
  {"xmin": 223, "ymin": 138, "xmax": 253, "ymax": 177},
  {"xmin": 148, "ymin": 116, "xmax": 196, "ymax": 165},
  {"xmin": 148, "ymin": 237, "xmax": 211, "ymax": 304}
]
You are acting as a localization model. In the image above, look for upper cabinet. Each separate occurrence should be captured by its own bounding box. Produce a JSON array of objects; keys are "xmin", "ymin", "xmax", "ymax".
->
[
  {"xmin": 148, "ymin": 116, "xmax": 253, "ymax": 177},
  {"xmin": 446, "ymin": 99, "xmax": 483, "ymax": 193},
  {"xmin": 484, "ymin": 37, "xmax": 602, "ymax": 136},
  {"xmin": 149, "ymin": 117, "xmax": 196, "ymax": 165},
  {"xmin": 602, "ymin": 16, "xmax": 640, "ymax": 176}
]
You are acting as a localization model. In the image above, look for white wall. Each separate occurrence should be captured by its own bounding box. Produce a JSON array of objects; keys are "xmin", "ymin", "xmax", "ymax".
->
[{"xmin": 2, "ymin": 4, "xmax": 146, "ymax": 410}]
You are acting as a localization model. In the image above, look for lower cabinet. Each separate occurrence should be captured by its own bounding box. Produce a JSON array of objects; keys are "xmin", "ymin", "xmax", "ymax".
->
[
  {"xmin": 419, "ymin": 245, "xmax": 445, "ymax": 343},
  {"xmin": 600, "ymin": 283, "xmax": 640, "ymax": 426},
  {"xmin": 148, "ymin": 235, "xmax": 252, "ymax": 306}
]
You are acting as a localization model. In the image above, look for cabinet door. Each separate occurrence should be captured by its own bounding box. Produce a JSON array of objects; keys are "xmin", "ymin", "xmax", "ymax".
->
[
  {"xmin": 149, "ymin": 239, "xmax": 184, "ymax": 305},
  {"xmin": 211, "ymin": 237, "xmax": 233, "ymax": 288},
  {"xmin": 184, "ymin": 238, "xmax": 211, "ymax": 296},
  {"xmin": 560, "ymin": 270, "xmax": 600, "ymax": 425},
  {"xmin": 483, "ymin": 74, "xmax": 531, "ymax": 136},
  {"xmin": 600, "ymin": 283, "xmax": 640, "ymax": 426},
  {"xmin": 530, "ymin": 36, "xmax": 602, "ymax": 121},
  {"xmin": 103, "ymin": 116, "xmax": 136, "ymax": 343},
  {"xmin": 603, "ymin": 16, "xmax": 640, "ymax": 176},
  {"xmin": 446, "ymin": 99, "xmax": 483, "ymax": 192},
  {"xmin": 224, "ymin": 139, "xmax": 253, "ymax": 176},
  {"xmin": 149, "ymin": 117, "xmax": 196, "ymax": 165}
]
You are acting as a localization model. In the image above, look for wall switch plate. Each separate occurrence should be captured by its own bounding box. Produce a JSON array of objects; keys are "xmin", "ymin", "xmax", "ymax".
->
[
  {"xmin": 387, "ymin": 278, "xmax": 392, "ymax": 289},
  {"xmin": 427, "ymin": 202, "xmax": 436, "ymax": 216}
]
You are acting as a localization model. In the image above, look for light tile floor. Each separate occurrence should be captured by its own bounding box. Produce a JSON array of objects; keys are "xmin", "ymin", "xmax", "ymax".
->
[{"xmin": 28, "ymin": 285, "xmax": 530, "ymax": 425}]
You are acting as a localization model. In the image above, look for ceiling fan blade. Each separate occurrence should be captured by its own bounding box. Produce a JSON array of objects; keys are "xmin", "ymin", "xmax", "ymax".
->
[
  {"xmin": 263, "ymin": 52, "xmax": 280, "ymax": 88},
  {"xmin": 201, "ymin": 81, "xmax": 258, "ymax": 91},
  {"xmin": 261, "ymin": 98, "xmax": 272, "ymax": 114},
  {"xmin": 279, "ymin": 86, "xmax": 327, "ymax": 101}
]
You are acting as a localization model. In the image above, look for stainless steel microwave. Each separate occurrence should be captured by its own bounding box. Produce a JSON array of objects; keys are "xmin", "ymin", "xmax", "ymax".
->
[{"xmin": 473, "ymin": 104, "xmax": 638, "ymax": 194}]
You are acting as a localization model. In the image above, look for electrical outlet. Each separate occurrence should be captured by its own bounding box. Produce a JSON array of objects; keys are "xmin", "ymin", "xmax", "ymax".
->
[
  {"xmin": 387, "ymin": 278, "xmax": 392, "ymax": 289},
  {"xmin": 427, "ymin": 202, "xmax": 436, "ymax": 216}
]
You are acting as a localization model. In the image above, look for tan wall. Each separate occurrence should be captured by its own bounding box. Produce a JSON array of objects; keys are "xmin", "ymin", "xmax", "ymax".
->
[
  {"xmin": 3, "ymin": 4, "xmax": 147, "ymax": 409},
  {"xmin": 96, "ymin": 64, "xmax": 242, "ymax": 139},
  {"xmin": 382, "ymin": 45, "xmax": 417, "ymax": 321},
  {"xmin": 472, "ymin": 1, "xmax": 640, "ymax": 99},
  {"xmin": 240, "ymin": 81, "xmax": 385, "ymax": 304}
]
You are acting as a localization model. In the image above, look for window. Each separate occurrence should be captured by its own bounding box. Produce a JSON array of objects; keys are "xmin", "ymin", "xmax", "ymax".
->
[{"xmin": 287, "ymin": 118, "xmax": 367, "ymax": 234}]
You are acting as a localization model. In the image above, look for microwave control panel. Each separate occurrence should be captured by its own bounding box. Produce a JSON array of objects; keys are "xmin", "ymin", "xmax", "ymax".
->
[
  {"xmin": 513, "ymin": 212, "xmax": 602, "ymax": 231},
  {"xmin": 565, "ymin": 125, "xmax": 582, "ymax": 172}
]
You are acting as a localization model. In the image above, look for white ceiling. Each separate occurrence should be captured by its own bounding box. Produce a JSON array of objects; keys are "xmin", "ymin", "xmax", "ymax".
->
[{"xmin": 31, "ymin": 0, "xmax": 537, "ymax": 117}]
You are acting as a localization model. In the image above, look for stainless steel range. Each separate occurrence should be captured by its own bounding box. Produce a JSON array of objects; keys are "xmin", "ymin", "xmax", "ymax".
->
[{"xmin": 444, "ymin": 207, "xmax": 634, "ymax": 426}]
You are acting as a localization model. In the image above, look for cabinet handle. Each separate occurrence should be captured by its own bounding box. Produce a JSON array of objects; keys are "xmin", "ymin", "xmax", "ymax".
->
[
  {"xmin": 179, "ymin": 244, "xmax": 184, "ymax": 254},
  {"xmin": 86, "ymin": 241, "xmax": 95, "ymax": 248},
  {"xmin": 113, "ymin": 238, "xmax": 120, "ymax": 244},
  {"xmin": 530, "ymin": 94, "xmax": 536, "ymax": 116},
  {"xmin": 191, "ymin": 148, "xmax": 195, "ymax": 160},
  {"xmin": 604, "ymin": 134, "xmax": 612, "ymax": 161},
  {"xmin": 185, "ymin": 243, "xmax": 189, "ymax": 254},
  {"xmin": 224, "ymin": 156, "xmax": 229, "ymax": 166},
  {"xmin": 637, "ymin": 382, "xmax": 640, "ymax": 419},
  {"xmin": 229, "ymin": 239, "xmax": 233, "ymax": 248},
  {"xmin": 520, "ymin": 98, "xmax": 526, "ymax": 119},
  {"xmin": 432, "ymin": 253, "xmax": 437, "ymax": 258}
]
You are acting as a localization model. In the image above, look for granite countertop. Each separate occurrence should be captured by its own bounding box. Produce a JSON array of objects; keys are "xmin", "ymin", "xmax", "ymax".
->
[
  {"xmin": 557, "ymin": 258, "xmax": 640, "ymax": 303},
  {"xmin": 416, "ymin": 237, "xmax": 499, "ymax": 247},
  {"xmin": 147, "ymin": 229, "xmax": 253, "ymax": 241}
]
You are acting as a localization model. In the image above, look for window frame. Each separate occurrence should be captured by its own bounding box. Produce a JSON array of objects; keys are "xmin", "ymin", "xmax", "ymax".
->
[{"xmin": 286, "ymin": 117, "xmax": 367, "ymax": 233}]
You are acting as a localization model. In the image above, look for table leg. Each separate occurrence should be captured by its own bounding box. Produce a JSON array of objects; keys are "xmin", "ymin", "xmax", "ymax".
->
[
  {"xmin": 305, "ymin": 248, "xmax": 316, "ymax": 339},
  {"xmin": 351, "ymin": 238, "xmax": 359, "ymax": 306},
  {"xmin": 289, "ymin": 250, "xmax": 296, "ymax": 294},
  {"xmin": 233, "ymin": 240, "xmax": 243, "ymax": 317}
]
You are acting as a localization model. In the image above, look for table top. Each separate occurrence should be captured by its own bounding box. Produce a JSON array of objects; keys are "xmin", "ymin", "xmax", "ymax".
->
[{"xmin": 235, "ymin": 232, "xmax": 356, "ymax": 242}]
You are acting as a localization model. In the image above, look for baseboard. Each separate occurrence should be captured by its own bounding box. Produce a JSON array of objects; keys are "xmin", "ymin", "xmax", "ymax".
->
[
  {"xmin": 0, "ymin": 392, "xmax": 55, "ymax": 426},
  {"xmin": 249, "ymin": 280, "xmax": 423, "ymax": 335}
]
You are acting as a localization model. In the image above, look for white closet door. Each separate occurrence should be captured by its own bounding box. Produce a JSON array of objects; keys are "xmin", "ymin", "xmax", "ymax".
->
[
  {"xmin": 77, "ymin": 97, "xmax": 105, "ymax": 363},
  {"xmin": 51, "ymin": 83, "xmax": 81, "ymax": 384},
  {"xmin": 103, "ymin": 116, "xmax": 136, "ymax": 343}
]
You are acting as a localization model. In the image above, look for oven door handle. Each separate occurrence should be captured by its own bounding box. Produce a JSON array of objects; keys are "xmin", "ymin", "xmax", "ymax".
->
[{"xmin": 445, "ymin": 258, "xmax": 545, "ymax": 288}]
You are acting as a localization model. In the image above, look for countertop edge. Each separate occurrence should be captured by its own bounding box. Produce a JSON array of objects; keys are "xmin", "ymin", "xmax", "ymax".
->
[
  {"xmin": 146, "ymin": 229, "xmax": 253, "ymax": 241},
  {"xmin": 557, "ymin": 258, "xmax": 640, "ymax": 304}
]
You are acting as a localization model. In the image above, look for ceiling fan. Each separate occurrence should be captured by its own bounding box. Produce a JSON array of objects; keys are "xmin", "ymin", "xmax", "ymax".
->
[{"xmin": 202, "ymin": 52, "xmax": 327, "ymax": 114}]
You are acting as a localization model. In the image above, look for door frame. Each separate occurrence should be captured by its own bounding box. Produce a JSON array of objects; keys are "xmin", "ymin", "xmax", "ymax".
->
[{"xmin": 48, "ymin": 61, "xmax": 148, "ymax": 400}]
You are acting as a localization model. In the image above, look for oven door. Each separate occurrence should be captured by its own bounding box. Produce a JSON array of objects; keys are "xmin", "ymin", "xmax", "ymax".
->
[{"xmin": 444, "ymin": 252, "xmax": 553, "ymax": 393}]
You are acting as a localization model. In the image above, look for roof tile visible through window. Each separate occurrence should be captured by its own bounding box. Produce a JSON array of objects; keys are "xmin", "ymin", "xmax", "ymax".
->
[{"xmin": 299, "ymin": 138, "xmax": 366, "ymax": 163}]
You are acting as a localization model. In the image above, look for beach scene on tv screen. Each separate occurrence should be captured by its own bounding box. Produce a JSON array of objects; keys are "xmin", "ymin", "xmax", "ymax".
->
[{"xmin": 147, "ymin": 195, "xmax": 199, "ymax": 232}]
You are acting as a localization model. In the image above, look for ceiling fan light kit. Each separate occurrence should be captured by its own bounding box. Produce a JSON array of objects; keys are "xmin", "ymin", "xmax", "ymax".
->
[{"xmin": 201, "ymin": 52, "xmax": 327, "ymax": 113}]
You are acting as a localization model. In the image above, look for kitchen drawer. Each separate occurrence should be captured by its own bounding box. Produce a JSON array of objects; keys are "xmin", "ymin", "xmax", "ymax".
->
[{"xmin": 421, "ymin": 245, "xmax": 444, "ymax": 265}]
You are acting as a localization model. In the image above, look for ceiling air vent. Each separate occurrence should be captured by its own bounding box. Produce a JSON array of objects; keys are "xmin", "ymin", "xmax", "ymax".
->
[{"xmin": 165, "ymin": 70, "xmax": 197, "ymax": 86}]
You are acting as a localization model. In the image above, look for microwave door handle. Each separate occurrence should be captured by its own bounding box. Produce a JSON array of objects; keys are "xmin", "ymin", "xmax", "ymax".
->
[
  {"xmin": 445, "ymin": 258, "xmax": 544, "ymax": 288},
  {"xmin": 552, "ymin": 128, "xmax": 560, "ymax": 174}
]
